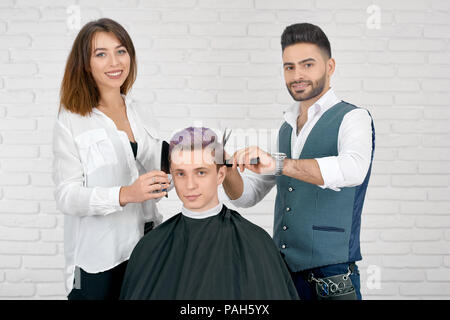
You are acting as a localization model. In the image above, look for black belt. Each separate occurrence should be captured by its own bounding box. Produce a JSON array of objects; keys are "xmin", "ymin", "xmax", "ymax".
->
[{"xmin": 297, "ymin": 262, "xmax": 356, "ymax": 280}]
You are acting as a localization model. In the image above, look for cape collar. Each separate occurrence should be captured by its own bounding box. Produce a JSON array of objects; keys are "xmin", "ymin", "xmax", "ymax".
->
[{"xmin": 181, "ymin": 202, "xmax": 224, "ymax": 220}]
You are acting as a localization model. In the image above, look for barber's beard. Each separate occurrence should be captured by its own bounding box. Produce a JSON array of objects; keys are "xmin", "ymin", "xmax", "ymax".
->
[{"xmin": 287, "ymin": 73, "xmax": 327, "ymax": 102}]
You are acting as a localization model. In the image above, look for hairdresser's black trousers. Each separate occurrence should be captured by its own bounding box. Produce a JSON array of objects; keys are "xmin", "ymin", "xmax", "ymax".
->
[{"xmin": 67, "ymin": 260, "xmax": 128, "ymax": 300}]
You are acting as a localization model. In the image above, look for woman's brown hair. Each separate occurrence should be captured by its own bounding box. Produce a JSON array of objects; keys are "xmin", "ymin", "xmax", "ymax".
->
[{"xmin": 59, "ymin": 18, "xmax": 137, "ymax": 116}]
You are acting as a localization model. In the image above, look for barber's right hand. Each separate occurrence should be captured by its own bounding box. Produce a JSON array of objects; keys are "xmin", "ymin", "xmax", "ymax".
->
[
  {"xmin": 231, "ymin": 146, "xmax": 275, "ymax": 175},
  {"xmin": 119, "ymin": 170, "xmax": 170, "ymax": 206}
]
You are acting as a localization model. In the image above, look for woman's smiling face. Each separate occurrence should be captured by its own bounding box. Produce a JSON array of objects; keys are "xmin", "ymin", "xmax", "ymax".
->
[{"xmin": 90, "ymin": 31, "xmax": 130, "ymax": 92}]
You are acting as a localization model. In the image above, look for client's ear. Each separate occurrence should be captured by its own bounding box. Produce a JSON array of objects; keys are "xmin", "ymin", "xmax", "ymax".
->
[{"xmin": 216, "ymin": 165, "xmax": 227, "ymax": 186}]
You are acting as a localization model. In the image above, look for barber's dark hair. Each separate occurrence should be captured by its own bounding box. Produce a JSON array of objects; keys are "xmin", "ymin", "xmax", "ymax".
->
[{"xmin": 281, "ymin": 23, "xmax": 331, "ymax": 58}]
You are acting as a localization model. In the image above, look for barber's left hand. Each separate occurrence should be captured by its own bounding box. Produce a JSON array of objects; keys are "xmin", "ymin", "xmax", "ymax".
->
[{"xmin": 231, "ymin": 146, "xmax": 276, "ymax": 175}]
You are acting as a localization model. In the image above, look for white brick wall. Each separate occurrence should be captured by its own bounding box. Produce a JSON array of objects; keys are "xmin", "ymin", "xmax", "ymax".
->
[{"xmin": 0, "ymin": 0, "xmax": 449, "ymax": 300}]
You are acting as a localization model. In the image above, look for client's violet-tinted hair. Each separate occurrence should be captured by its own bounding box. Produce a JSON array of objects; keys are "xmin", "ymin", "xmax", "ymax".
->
[{"xmin": 169, "ymin": 127, "xmax": 226, "ymax": 167}]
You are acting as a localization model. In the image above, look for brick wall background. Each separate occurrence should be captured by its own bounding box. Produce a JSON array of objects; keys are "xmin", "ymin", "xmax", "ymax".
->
[{"xmin": 0, "ymin": 0, "xmax": 449, "ymax": 299}]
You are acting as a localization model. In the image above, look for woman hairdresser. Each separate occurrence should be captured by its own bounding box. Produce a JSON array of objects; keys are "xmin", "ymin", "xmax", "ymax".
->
[{"xmin": 53, "ymin": 18, "xmax": 170, "ymax": 300}]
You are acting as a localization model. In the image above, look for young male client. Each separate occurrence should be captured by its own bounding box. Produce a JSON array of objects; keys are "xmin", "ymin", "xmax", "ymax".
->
[{"xmin": 120, "ymin": 127, "xmax": 299, "ymax": 300}]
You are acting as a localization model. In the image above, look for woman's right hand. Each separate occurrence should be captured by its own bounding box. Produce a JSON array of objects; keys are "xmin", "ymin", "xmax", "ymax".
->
[{"xmin": 119, "ymin": 170, "xmax": 170, "ymax": 206}]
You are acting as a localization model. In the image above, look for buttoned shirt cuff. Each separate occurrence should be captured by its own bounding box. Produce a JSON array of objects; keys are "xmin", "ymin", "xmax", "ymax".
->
[
  {"xmin": 111, "ymin": 186, "xmax": 124, "ymax": 210},
  {"xmin": 89, "ymin": 186, "xmax": 124, "ymax": 216},
  {"xmin": 315, "ymin": 156, "xmax": 345, "ymax": 192}
]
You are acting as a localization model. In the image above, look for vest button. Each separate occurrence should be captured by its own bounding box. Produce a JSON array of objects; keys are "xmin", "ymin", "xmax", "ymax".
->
[
  {"xmin": 288, "ymin": 187, "xmax": 293, "ymax": 192},
  {"xmin": 283, "ymin": 226, "xmax": 287, "ymax": 231},
  {"xmin": 281, "ymin": 244, "xmax": 286, "ymax": 249},
  {"xmin": 286, "ymin": 207, "xmax": 291, "ymax": 212}
]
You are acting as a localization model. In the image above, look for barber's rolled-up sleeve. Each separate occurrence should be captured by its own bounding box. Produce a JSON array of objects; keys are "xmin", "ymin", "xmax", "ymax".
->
[
  {"xmin": 315, "ymin": 108, "xmax": 373, "ymax": 192},
  {"xmin": 227, "ymin": 170, "xmax": 276, "ymax": 208}
]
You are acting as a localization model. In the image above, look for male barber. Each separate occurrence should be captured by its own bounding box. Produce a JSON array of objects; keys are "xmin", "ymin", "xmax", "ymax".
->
[{"xmin": 223, "ymin": 23, "xmax": 375, "ymax": 300}]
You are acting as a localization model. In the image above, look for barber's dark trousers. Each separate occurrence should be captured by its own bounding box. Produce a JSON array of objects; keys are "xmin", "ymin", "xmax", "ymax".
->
[{"xmin": 289, "ymin": 262, "xmax": 362, "ymax": 300}]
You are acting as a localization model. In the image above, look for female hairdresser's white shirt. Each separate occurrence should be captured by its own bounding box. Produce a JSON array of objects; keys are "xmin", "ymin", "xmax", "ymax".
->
[{"xmin": 52, "ymin": 95, "xmax": 163, "ymax": 293}]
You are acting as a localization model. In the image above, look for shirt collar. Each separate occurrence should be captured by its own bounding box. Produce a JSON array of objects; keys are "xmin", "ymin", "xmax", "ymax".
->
[
  {"xmin": 283, "ymin": 87, "xmax": 340, "ymax": 130},
  {"xmin": 181, "ymin": 202, "xmax": 223, "ymax": 220}
]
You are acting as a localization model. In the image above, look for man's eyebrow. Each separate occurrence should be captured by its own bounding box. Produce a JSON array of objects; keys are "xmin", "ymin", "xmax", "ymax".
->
[
  {"xmin": 283, "ymin": 58, "xmax": 316, "ymax": 67},
  {"xmin": 93, "ymin": 44, "xmax": 125, "ymax": 52},
  {"xmin": 194, "ymin": 167, "xmax": 209, "ymax": 170},
  {"xmin": 299, "ymin": 58, "xmax": 316, "ymax": 64}
]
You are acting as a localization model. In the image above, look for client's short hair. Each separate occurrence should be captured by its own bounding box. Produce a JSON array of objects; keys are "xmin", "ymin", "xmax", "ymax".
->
[{"xmin": 169, "ymin": 127, "xmax": 226, "ymax": 169}]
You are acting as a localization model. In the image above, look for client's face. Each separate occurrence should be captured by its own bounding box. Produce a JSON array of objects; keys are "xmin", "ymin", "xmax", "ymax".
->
[{"xmin": 170, "ymin": 149, "xmax": 226, "ymax": 212}]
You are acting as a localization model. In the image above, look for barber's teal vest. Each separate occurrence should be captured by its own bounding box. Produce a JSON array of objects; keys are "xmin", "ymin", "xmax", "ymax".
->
[{"xmin": 274, "ymin": 101, "xmax": 375, "ymax": 272}]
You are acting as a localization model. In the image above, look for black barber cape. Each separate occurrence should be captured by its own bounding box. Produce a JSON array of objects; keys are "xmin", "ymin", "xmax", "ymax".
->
[{"xmin": 120, "ymin": 205, "xmax": 299, "ymax": 300}]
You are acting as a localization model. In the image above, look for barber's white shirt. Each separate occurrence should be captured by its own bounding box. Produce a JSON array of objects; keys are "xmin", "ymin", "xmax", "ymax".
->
[
  {"xmin": 229, "ymin": 88, "xmax": 373, "ymax": 208},
  {"xmin": 52, "ymin": 95, "xmax": 164, "ymax": 293}
]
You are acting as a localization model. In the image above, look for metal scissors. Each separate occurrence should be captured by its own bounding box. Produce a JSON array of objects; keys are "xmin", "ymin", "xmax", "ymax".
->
[
  {"xmin": 222, "ymin": 128, "xmax": 259, "ymax": 167},
  {"xmin": 222, "ymin": 127, "xmax": 232, "ymax": 147}
]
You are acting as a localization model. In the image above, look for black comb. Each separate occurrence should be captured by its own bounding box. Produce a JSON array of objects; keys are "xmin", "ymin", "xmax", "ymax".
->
[{"xmin": 160, "ymin": 140, "xmax": 170, "ymax": 174}]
